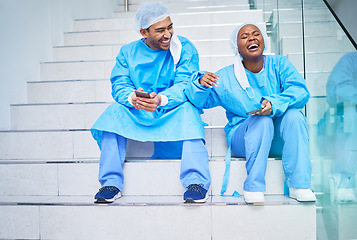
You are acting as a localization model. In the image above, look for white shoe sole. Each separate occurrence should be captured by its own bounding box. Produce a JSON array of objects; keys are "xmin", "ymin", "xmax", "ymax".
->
[
  {"xmin": 243, "ymin": 191, "xmax": 265, "ymax": 204},
  {"xmin": 184, "ymin": 194, "xmax": 209, "ymax": 203},
  {"xmin": 289, "ymin": 192, "xmax": 316, "ymax": 202}
]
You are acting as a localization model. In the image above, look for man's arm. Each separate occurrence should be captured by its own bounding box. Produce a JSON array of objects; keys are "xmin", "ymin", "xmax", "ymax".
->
[
  {"xmin": 185, "ymin": 71, "xmax": 221, "ymax": 110},
  {"xmin": 110, "ymin": 48, "xmax": 137, "ymax": 108},
  {"xmin": 159, "ymin": 39, "xmax": 200, "ymax": 109}
]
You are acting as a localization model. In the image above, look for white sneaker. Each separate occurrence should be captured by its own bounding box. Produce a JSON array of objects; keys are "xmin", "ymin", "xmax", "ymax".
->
[
  {"xmin": 336, "ymin": 188, "xmax": 357, "ymax": 202},
  {"xmin": 243, "ymin": 191, "xmax": 265, "ymax": 203},
  {"xmin": 289, "ymin": 188, "xmax": 316, "ymax": 202}
]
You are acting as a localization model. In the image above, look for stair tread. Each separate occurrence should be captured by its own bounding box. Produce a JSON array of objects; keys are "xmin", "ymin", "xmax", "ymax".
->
[{"xmin": 0, "ymin": 195, "xmax": 310, "ymax": 206}]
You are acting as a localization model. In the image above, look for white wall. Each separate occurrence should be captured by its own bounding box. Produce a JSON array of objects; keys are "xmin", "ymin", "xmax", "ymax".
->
[{"xmin": 0, "ymin": 0, "xmax": 120, "ymax": 130}]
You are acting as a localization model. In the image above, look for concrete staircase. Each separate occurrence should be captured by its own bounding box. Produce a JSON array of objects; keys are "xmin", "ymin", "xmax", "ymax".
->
[{"xmin": 0, "ymin": 1, "xmax": 316, "ymax": 239}]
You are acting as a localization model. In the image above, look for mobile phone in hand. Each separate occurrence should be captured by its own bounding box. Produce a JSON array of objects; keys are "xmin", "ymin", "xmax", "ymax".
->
[
  {"xmin": 246, "ymin": 108, "xmax": 262, "ymax": 115},
  {"xmin": 135, "ymin": 90, "xmax": 151, "ymax": 98}
]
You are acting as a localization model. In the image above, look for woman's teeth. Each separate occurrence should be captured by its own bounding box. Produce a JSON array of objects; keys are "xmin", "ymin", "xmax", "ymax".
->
[{"xmin": 248, "ymin": 44, "xmax": 258, "ymax": 50}]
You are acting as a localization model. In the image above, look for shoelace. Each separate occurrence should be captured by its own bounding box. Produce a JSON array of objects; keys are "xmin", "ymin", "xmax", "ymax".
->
[
  {"xmin": 186, "ymin": 184, "xmax": 204, "ymax": 195},
  {"xmin": 99, "ymin": 186, "xmax": 119, "ymax": 193}
]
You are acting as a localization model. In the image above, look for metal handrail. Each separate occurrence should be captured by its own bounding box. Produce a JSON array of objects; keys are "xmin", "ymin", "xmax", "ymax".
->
[{"xmin": 124, "ymin": 0, "xmax": 129, "ymax": 12}]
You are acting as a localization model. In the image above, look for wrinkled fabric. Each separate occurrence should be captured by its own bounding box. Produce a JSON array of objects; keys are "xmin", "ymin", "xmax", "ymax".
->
[
  {"xmin": 231, "ymin": 109, "xmax": 312, "ymax": 192},
  {"xmin": 186, "ymin": 55, "xmax": 310, "ymax": 144},
  {"xmin": 99, "ymin": 132, "xmax": 211, "ymax": 191},
  {"xmin": 185, "ymin": 54, "xmax": 311, "ymax": 194},
  {"xmin": 91, "ymin": 36, "xmax": 204, "ymax": 149}
]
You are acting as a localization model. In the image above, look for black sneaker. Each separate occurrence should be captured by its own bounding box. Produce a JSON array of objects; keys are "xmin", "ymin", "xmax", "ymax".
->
[
  {"xmin": 94, "ymin": 186, "xmax": 121, "ymax": 204},
  {"xmin": 183, "ymin": 184, "xmax": 208, "ymax": 203}
]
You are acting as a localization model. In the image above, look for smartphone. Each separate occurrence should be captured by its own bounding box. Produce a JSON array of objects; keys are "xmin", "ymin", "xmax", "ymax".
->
[
  {"xmin": 246, "ymin": 108, "xmax": 262, "ymax": 115},
  {"xmin": 135, "ymin": 90, "xmax": 151, "ymax": 98}
]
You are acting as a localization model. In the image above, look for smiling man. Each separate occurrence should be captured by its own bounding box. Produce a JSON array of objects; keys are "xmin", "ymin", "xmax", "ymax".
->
[
  {"xmin": 185, "ymin": 23, "xmax": 316, "ymax": 204},
  {"xmin": 91, "ymin": 2, "xmax": 211, "ymax": 204}
]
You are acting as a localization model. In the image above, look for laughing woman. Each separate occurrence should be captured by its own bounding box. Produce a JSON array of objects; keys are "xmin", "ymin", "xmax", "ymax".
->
[{"xmin": 185, "ymin": 23, "xmax": 316, "ymax": 204}]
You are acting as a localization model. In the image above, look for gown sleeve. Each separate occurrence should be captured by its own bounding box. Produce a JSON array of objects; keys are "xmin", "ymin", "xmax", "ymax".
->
[
  {"xmin": 185, "ymin": 71, "xmax": 222, "ymax": 110},
  {"xmin": 262, "ymin": 56, "xmax": 310, "ymax": 117},
  {"xmin": 110, "ymin": 47, "xmax": 136, "ymax": 108},
  {"xmin": 159, "ymin": 40, "xmax": 200, "ymax": 110}
]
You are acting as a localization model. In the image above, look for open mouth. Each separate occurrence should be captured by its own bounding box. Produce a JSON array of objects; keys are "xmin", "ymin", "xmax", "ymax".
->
[
  {"xmin": 161, "ymin": 39, "xmax": 170, "ymax": 46},
  {"xmin": 247, "ymin": 43, "xmax": 259, "ymax": 50}
]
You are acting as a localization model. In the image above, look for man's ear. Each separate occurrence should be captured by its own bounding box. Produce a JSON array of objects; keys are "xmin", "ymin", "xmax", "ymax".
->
[{"xmin": 140, "ymin": 28, "xmax": 148, "ymax": 38}]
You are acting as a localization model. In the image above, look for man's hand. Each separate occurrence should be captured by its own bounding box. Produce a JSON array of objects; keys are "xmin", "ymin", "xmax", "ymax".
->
[
  {"xmin": 199, "ymin": 72, "xmax": 219, "ymax": 88},
  {"xmin": 132, "ymin": 88, "xmax": 161, "ymax": 112},
  {"xmin": 255, "ymin": 99, "xmax": 272, "ymax": 116}
]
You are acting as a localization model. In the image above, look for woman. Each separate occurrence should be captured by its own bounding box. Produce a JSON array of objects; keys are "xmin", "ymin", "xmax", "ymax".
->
[{"xmin": 185, "ymin": 23, "xmax": 316, "ymax": 203}]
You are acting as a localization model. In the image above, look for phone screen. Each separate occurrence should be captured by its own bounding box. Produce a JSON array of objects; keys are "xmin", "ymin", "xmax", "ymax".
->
[
  {"xmin": 246, "ymin": 108, "xmax": 262, "ymax": 115},
  {"xmin": 135, "ymin": 91, "xmax": 150, "ymax": 98}
]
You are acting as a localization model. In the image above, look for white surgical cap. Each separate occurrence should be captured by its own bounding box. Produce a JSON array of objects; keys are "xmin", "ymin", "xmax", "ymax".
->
[
  {"xmin": 230, "ymin": 22, "xmax": 268, "ymax": 55},
  {"xmin": 230, "ymin": 23, "xmax": 268, "ymax": 98},
  {"xmin": 135, "ymin": 2, "xmax": 170, "ymax": 33}
]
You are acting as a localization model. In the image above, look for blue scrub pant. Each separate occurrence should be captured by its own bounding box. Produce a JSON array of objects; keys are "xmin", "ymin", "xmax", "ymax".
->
[
  {"xmin": 98, "ymin": 131, "xmax": 211, "ymax": 191},
  {"xmin": 231, "ymin": 109, "xmax": 312, "ymax": 192}
]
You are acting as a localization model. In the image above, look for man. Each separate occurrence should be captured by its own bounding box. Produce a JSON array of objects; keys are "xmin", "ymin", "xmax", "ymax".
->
[{"xmin": 91, "ymin": 2, "xmax": 211, "ymax": 204}]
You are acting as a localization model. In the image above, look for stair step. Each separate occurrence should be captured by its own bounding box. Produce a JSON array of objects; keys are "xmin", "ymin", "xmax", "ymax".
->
[
  {"xmin": 271, "ymin": 8, "xmax": 334, "ymax": 24},
  {"xmin": 115, "ymin": 0, "xmax": 250, "ymax": 14},
  {"xmin": 39, "ymin": 56, "xmax": 235, "ymax": 81},
  {"xmin": 73, "ymin": 10, "xmax": 263, "ymax": 32},
  {"xmin": 305, "ymin": 71, "xmax": 330, "ymax": 97},
  {"xmin": 0, "ymin": 159, "xmax": 284, "ymax": 196},
  {"xmin": 63, "ymin": 22, "xmax": 266, "ymax": 46},
  {"xmin": 40, "ymin": 60, "xmax": 114, "ymax": 81},
  {"xmin": 52, "ymin": 45, "xmax": 122, "ymax": 62},
  {"xmin": 280, "ymin": 35, "xmax": 354, "ymax": 55},
  {"xmin": 287, "ymin": 51, "xmax": 347, "ymax": 73},
  {"xmin": 52, "ymin": 39, "xmax": 234, "ymax": 61},
  {"xmin": 276, "ymin": 20, "xmax": 341, "ymax": 39},
  {"xmin": 0, "ymin": 195, "xmax": 316, "ymax": 240},
  {"xmin": 10, "ymin": 102, "xmax": 228, "ymax": 130},
  {"xmin": 27, "ymin": 79, "xmax": 112, "ymax": 104},
  {"xmin": 0, "ymin": 128, "xmax": 228, "ymax": 160}
]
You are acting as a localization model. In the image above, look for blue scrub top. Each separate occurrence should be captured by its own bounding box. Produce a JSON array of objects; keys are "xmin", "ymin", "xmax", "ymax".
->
[
  {"xmin": 185, "ymin": 55, "xmax": 310, "ymax": 145},
  {"xmin": 91, "ymin": 36, "xmax": 205, "ymax": 149}
]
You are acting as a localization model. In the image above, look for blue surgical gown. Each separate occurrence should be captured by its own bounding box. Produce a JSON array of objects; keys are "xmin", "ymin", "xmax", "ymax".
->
[
  {"xmin": 185, "ymin": 55, "xmax": 310, "ymax": 145},
  {"xmin": 91, "ymin": 36, "xmax": 205, "ymax": 148}
]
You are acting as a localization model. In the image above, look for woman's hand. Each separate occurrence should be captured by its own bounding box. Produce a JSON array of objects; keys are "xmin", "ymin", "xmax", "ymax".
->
[
  {"xmin": 199, "ymin": 72, "xmax": 219, "ymax": 88},
  {"xmin": 255, "ymin": 99, "xmax": 272, "ymax": 116}
]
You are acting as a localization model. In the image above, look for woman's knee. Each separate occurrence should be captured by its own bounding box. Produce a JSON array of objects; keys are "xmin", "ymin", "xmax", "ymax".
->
[
  {"xmin": 250, "ymin": 115, "xmax": 274, "ymax": 130},
  {"xmin": 283, "ymin": 109, "xmax": 306, "ymax": 124}
]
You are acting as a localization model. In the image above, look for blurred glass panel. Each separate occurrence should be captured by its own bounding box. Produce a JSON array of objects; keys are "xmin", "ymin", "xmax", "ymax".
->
[
  {"xmin": 256, "ymin": 0, "xmax": 357, "ymax": 238},
  {"xmin": 303, "ymin": 0, "xmax": 357, "ymax": 239}
]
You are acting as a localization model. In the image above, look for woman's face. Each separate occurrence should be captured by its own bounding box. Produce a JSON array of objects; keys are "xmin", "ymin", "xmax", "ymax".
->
[{"xmin": 237, "ymin": 24, "xmax": 265, "ymax": 61}]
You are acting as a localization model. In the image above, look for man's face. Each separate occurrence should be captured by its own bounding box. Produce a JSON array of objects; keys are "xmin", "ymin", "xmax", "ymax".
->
[
  {"xmin": 140, "ymin": 17, "xmax": 173, "ymax": 51},
  {"xmin": 237, "ymin": 24, "xmax": 265, "ymax": 61}
]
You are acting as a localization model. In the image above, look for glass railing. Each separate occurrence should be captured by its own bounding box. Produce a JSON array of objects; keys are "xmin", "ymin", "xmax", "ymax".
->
[{"xmin": 256, "ymin": 0, "xmax": 356, "ymax": 239}]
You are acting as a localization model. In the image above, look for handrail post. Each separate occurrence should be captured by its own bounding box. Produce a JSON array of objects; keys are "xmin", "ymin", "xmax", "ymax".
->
[{"xmin": 124, "ymin": 0, "xmax": 129, "ymax": 12}]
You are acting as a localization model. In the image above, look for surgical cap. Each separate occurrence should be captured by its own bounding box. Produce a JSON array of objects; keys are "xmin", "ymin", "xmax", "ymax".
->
[
  {"xmin": 135, "ymin": 2, "xmax": 170, "ymax": 33},
  {"xmin": 230, "ymin": 23, "xmax": 268, "ymax": 55}
]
